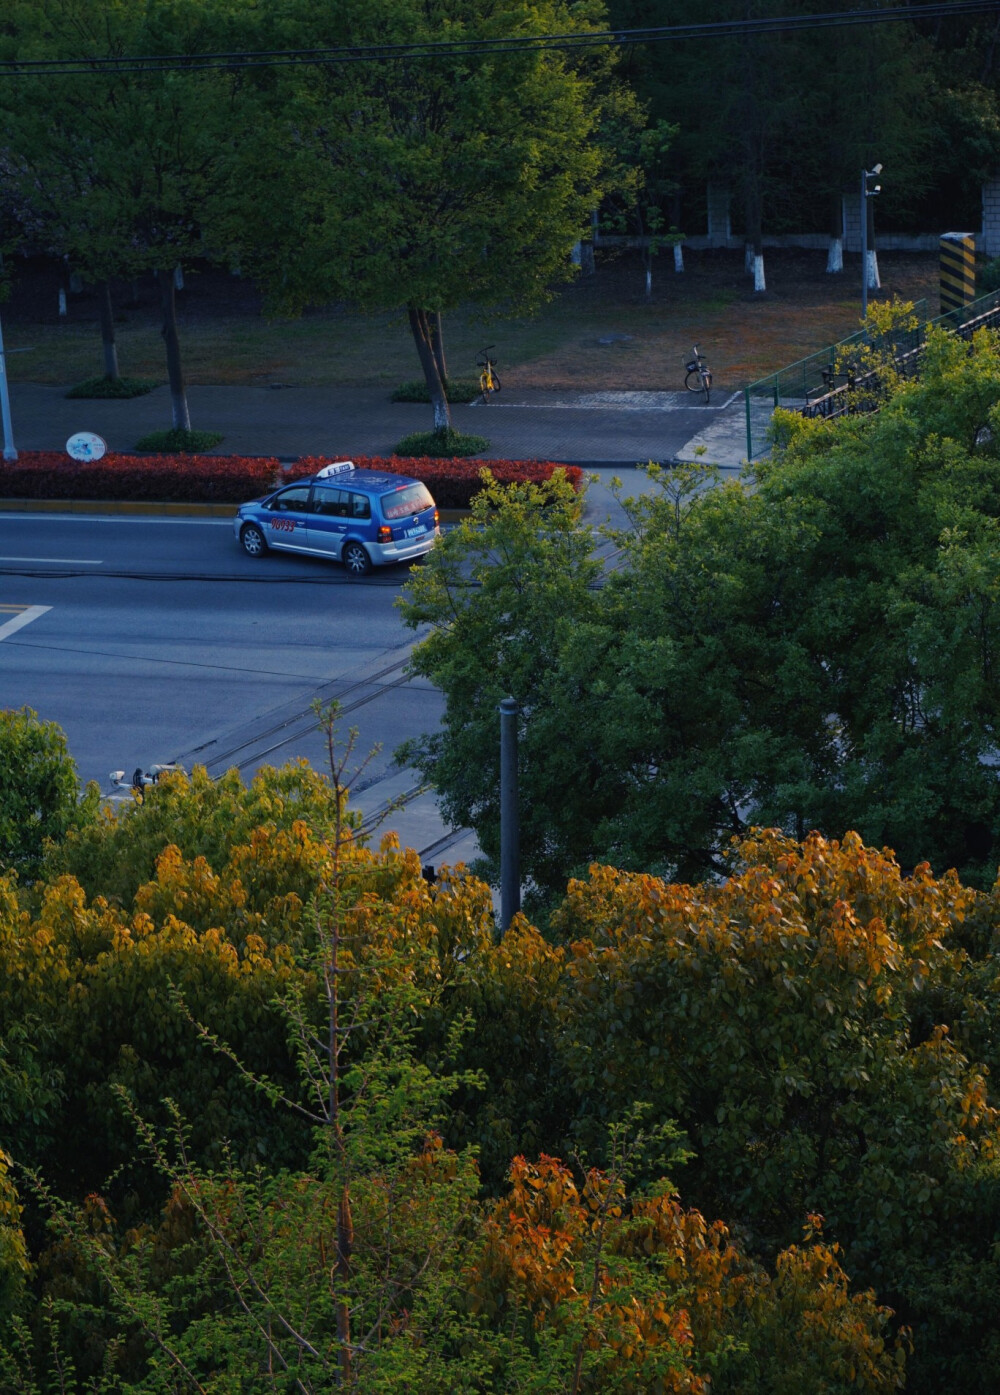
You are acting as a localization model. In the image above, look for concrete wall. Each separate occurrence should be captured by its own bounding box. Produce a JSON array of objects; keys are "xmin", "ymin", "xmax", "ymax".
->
[
  {"xmin": 983, "ymin": 176, "xmax": 1000, "ymax": 257},
  {"xmin": 595, "ymin": 180, "xmax": 1000, "ymax": 257}
]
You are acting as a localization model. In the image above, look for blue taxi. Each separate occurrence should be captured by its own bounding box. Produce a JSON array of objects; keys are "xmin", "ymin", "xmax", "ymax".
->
[{"xmin": 234, "ymin": 461, "xmax": 440, "ymax": 576}]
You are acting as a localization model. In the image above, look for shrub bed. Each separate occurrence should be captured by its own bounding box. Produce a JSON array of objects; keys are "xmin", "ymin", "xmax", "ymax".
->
[
  {"xmin": 0, "ymin": 452, "xmax": 582, "ymax": 508},
  {"xmin": 286, "ymin": 456, "xmax": 584, "ymax": 508},
  {"xmin": 0, "ymin": 452, "xmax": 278, "ymax": 503}
]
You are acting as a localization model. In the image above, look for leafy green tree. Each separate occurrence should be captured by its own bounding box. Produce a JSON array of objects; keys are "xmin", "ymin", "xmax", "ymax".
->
[
  {"xmin": 217, "ymin": 0, "xmax": 633, "ymax": 437},
  {"xmin": 0, "ymin": 708, "xmax": 91, "ymax": 878},
  {"xmin": 0, "ymin": 0, "xmax": 241, "ymax": 423},
  {"xmin": 398, "ymin": 470, "xmax": 603, "ymax": 894},
  {"xmin": 599, "ymin": 113, "xmax": 682, "ymax": 299},
  {"xmin": 545, "ymin": 830, "xmax": 999, "ymax": 1395},
  {"xmin": 10, "ymin": 857, "xmax": 910, "ymax": 1395},
  {"xmin": 402, "ymin": 324, "xmax": 1000, "ymax": 891}
]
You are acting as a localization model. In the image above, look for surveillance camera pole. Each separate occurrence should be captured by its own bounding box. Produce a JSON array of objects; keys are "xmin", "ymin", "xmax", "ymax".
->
[{"xmin": 861, "ymin": 165, "xmax": 882, "ymax": 323}]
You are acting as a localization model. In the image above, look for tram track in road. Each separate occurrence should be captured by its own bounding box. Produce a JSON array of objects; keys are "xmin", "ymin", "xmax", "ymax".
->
[{"xmin": 174, "ymin": 650, "xmax": 417, "ymax": 775}]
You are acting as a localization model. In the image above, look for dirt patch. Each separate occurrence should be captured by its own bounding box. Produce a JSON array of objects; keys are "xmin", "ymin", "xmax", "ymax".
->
[
  {"xmin": 512, "ymin": 247, "xmax": 939, "ymax": 391},
  {"xmin": 4, "ymin": 248, "xmax": 940, "ymax": 394}
]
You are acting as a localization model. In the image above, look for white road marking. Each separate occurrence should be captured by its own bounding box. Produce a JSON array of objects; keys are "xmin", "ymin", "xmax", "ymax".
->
[
  {"xmin": 0, "ymin": 555, "xmax": 102, "ymax": 564},
  {"xmin": 469, "ymin": 390, "xmax": 742, "ymax": 412},
  {"xmin": 0, "ymin": 605, "xmax": 51, "ymax": 642}
]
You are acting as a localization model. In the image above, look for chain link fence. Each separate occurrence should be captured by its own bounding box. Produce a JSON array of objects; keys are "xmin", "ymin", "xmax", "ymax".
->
[{"xmin": 743, "ymin": 290, "xmax": 1000, "ymax": 460}]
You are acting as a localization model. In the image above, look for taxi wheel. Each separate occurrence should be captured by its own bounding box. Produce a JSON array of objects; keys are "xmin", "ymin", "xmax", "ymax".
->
[
  {"xmin": 241, "ymin": 523, "xmax": 267, "ymax": 558},
  {"xmin": 343, "ymin": 541, "xmax": 371, "ymax": 577}
]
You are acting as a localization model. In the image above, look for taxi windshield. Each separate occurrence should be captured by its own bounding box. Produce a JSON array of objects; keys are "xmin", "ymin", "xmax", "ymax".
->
[{"xmin": 381, "ymin": 483, "xmax": 434, "ymax": 521}]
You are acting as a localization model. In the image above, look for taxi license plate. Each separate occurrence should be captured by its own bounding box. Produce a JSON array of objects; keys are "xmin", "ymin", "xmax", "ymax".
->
[{"xmin": 404, "ymin": 524, "xmax": 426, "ymax": 537}]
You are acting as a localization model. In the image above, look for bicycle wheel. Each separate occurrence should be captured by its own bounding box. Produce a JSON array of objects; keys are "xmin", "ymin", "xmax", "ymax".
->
[
  {"xmin": 702, "ymin": 371, "xmax": 712, "ymax": 405},
  {"xmin": 684, "ymin": 369, "xmax": 703, "ymax": 393},
  {"xmin": 489, "ymin": 371, "xmax": 501, "ymax": 394},
  {"xmin": 479, "ymin": 371, "xmax": 490, "ymax": 401}
]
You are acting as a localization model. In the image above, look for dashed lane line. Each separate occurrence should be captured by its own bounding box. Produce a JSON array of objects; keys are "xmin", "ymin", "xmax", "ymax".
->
[{"xmin": 0, "ymin": 605, "xmax": 52, "ymax": 642}]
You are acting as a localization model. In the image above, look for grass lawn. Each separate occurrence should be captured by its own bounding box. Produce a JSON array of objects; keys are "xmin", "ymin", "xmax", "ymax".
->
[{"xmin": 5, "ymin": 248, "xmax": 940, "ymax": 395}]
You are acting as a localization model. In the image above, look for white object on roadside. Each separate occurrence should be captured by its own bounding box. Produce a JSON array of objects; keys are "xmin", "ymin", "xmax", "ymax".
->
[{"xmin": 66, "ymin": 431, "xmax": 107, "ymax": 462}]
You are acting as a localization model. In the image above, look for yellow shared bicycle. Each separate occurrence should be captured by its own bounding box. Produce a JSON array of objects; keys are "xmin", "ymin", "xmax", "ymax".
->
[{"xmin": 477, "ymin": 345, "xmax": 501, "ymax": 402}]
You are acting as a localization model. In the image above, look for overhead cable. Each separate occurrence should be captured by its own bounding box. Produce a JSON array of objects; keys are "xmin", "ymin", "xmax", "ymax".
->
[{"xmin": 0, "ymin": 1, "xmax": 995, "ymax": 77}]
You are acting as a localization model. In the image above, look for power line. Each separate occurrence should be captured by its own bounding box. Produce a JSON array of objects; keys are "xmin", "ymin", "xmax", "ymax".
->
[{"xmin": 0, "ymin": 1, "xmax": 995, "ymax": 78}]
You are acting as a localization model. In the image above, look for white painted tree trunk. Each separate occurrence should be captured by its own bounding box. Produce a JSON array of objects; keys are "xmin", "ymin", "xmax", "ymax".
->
[
  {"xmin": 174, "ymin": 265, "xmax": 184, "ymax": 291},
  {"xmin": 826, "ymin": 237, "xmax": 843, "ymax": 273},
  {"xmin": 645, "ymin": 268, "xmax": 652, "ymax": 299},
  {"xmin": 744, "ymin": 242, "xmax": 754, "ymax": 274},
  {"xmin": 58, "ymin": 288, "xmax": 67, "ymax": 317},
  {"xmin": 753, "ymin": 254, "xmax": 766, "ymax": 292},
  {"xmin": 865, "ymin": 250, "xmax": 881, "ymax": 290},
  {"xmin": 673, "ymin": 244, "xmax": 684, "ymax": 272},
  {"xmin": 570, "ymin": 241, "xmax": 582, "ymax": 266}
]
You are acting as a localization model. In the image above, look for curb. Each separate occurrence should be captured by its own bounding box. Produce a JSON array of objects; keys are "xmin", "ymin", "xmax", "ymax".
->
[
  {"xmin": 0, "ymin": 498, "xmax": 237, "ymax": 517},
  {"xmin": 0, "ymin": 497, "xmax": 472, "ymax": 523}
]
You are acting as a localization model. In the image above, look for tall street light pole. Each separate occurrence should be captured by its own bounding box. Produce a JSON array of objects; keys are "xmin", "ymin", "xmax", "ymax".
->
[
  {"xmin": 861, "ymin": 164, "xmax": 882, "ymax": 322},
  {"xmin": 0, "ymin": 311, "xmax": 17, "ymax": 461}
]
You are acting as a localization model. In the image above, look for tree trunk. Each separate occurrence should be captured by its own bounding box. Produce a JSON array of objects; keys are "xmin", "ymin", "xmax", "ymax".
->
[
  {"xmin": 430, "ymin": 312, "xmax": 447, "ymax": 386},
  {"xmin": 336, "ymin": 1185, "xmax": 354, "ymax": 1384},
  {"xmin": 97, "ymin": 280, "xmax": 120, "ymax": 380},
  {"xmin": 157, "ymin": 268, "xmax": 191, "ymax": 431},
  {"xmin": 408, "ymin": 306, "xmax": 451, "ymax": 433},
  {"xmin": 826, "ymin": 192, "xmax": 843, "ymax": 273}
]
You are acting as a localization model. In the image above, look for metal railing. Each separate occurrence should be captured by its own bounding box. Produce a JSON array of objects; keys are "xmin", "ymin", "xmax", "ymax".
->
[{"xmin": 742, "ymin": 293, "xmax": 1000, "ymax": 460}]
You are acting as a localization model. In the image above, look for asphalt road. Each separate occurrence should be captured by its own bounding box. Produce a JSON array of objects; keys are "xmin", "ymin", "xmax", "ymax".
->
[{"xmin": 0, "ymin": 511, "xmax": 476, "ymax": 867}]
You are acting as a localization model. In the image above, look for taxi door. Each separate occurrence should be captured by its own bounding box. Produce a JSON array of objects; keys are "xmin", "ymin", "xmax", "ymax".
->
[
  {"xmin": 263, "ymin": 484, "xmax": 314, "ymax": 552},
  {"xmin": 310, "ymin": 484, "xmax": 372, "ymax": 556}
]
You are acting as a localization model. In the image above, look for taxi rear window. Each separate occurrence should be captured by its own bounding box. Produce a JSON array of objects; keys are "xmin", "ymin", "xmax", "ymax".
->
[{"xmin": 381, "ymin": 483, "xmax": 434, "ymax": 520}]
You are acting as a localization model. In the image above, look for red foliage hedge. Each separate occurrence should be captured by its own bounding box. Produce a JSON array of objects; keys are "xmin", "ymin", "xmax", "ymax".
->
[
  {"xmin": 286, "ymin": 456, "xmax": 584, "ymax": 508},
  {"xmin": 0, "ymin": 452, "xmax": 279, "ymax": 503},
  {"xmin": 0, "ymin": 451, "xmax": 582, "ymax": 507}
]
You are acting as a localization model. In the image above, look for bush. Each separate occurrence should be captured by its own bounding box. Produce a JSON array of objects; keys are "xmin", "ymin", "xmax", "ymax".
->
[
  {"xmin": 393, "ymin": 427, "xmax": 489, "ymax": 458},
  {"xmin": 390, "ymin": 377, "xmax": 482, "ymax": 403},
  {"xmin": 287, "ymin": 455, "xmax": 584, "ymax": 508},
  {"xmin": 0, "ymin": 452, "xmax": 279, "ymax": 503},
  {"xmin": 978, "ymin": 256, "xmax": 1000, "ymax": 295},
  {"xmin": 0, "ymin": 452, "xmax": 581, "ymax": 509},
  {"xmin": 65, "ymin": 376, "xmax": 158, "ymax": 399},
  {"xmin": 0, "ymin": 707, "xmax": 89, "ymax": 875},
  {"xmin": 134, "ymin": 428, "xmax": 224, "ymax": 453}
]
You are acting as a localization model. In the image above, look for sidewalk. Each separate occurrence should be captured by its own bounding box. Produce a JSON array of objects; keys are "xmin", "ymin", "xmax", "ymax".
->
[{"xmin": 6, "ymin": 381, "xmax": 753, "ymax": 470}]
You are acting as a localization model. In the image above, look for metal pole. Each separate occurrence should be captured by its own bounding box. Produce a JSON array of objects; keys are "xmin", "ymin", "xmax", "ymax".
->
[
  {"xmin": 861, "ymin": 168, "xmax": 868, "ymax": 323},
  {"xmin": 499, "ymin": 696, "xmax": 520, "ymax": 934},
  {"xmin": 0, "ymin": 311, "xmax": 17, "ymax": 461}
]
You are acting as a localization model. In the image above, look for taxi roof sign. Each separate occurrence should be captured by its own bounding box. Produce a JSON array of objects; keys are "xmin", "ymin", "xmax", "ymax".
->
[{"xmin": 315, "ymin": 460, "xmax": 355, "ymax": 479}]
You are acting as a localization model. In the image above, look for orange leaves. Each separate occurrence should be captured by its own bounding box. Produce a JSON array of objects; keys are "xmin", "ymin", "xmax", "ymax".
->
[{"xmin": 465, "ymin": 1147, "xmax": 906, "ymax": 1392}]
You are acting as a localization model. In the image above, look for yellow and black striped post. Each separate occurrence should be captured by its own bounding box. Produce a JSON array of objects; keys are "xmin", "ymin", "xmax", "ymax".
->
[{"xmin": 940, "ymin": 232, "xmax": 976, "ymax": 313}]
